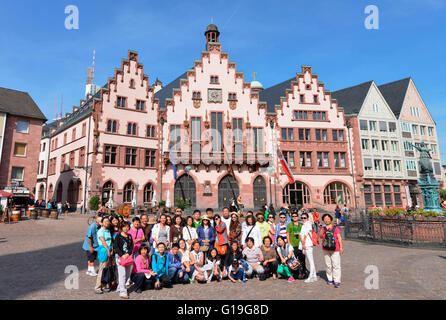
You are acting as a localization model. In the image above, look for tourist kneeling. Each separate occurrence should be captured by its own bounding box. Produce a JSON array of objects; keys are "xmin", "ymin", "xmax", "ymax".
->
[
  {"xmin": 152, "ymin": 243, "xmax": 172, "ymax": 289},
  {"xmin": 228, "ymin": 259, "xmax": 246, "ymax": 283},
  {"xmin": 131, "ymin": 245, "xmax": 156, "ymax": 293},
  {"xmin": 242, "ymin": 237, "xmax": 265, "ymax": 280}
]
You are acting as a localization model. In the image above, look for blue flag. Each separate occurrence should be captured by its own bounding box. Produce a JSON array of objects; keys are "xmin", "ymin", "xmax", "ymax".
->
[{"xmin": 169, "ymin": 147, "xmax": 177, "ymax": 180}]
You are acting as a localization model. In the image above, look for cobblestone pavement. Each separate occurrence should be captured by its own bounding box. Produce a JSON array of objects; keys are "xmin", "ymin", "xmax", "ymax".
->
[{"xmin": 0, "ymin": 214, "xmax": 445, "ymax": 300}]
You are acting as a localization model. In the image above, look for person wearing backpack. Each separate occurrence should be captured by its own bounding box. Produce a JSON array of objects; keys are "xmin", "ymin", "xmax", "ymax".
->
[
  {"xmin": 300, "ymin": 213, "xmax": 317, "ymax": 283},
  {"xmin": 319, "ymin": 214, "xmax": 343, "ymax": 288}
]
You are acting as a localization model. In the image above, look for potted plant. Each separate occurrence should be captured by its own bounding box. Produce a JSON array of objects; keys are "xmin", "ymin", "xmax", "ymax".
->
[{"xmin": 174, "ymin": 198, "xmax": 187, "ymax": 211}]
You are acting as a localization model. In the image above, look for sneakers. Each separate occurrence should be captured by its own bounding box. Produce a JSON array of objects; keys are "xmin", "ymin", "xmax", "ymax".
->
[
  {"xmin": 334, "ymin": 282, "xmax": 340, "ymax": 288},
  {"xmin": 94, "ymin": 290, "xmax": 103, "ymax": 295},
  {"xmin": 287, "ymin": 276, "xmax": 294, "ymax": 283},
  {"xmin": 86, "ymin": 270, "xmax": 97, "ymax": 277},
  {"xmin": 327, "ymin": 280, "xmax": 334, "ymax": 285},
  {"xmin": 305, "ymin": 276, "xmax": 318, "ymax": 283}
]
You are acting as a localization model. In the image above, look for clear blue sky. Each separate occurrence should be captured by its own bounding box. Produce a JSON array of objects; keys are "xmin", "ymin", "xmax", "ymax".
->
[{"xmin": 0, "ymin": 0, "xmax": 445, "ymax": 162}]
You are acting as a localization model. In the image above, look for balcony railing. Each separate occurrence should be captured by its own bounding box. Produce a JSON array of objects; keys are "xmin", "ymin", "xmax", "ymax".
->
[{"xmin": 164, "ymin": 151, "xmax": 272, "ymax": 166}]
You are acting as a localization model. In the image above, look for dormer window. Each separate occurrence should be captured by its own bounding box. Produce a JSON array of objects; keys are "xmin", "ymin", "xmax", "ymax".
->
[
  {"xmin": 300, "ymin": 95, "xmax": 304, "ymax": 103},
  {"xmin": 130, "ymin": 79, "xmax": 135, "ymax": 88},
  {"xmin": 306, "ymin": 84, "xmax": 311, "ymax": 90},
  {"xmin": 192, "ymin": 91, "xmax": 201, "ymax": 99},
  {"xmin": 228, "ymin": 93, "xmax": 237, "ymax": 101},
  {"xmin": 210, "ymin": 76, "xmax": 219, "ymax": 84}
]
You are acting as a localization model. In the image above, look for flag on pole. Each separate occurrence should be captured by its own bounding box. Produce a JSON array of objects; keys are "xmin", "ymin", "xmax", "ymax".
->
[
  {"xmin": 222, "ymin": 144, "xmax": 235, "ymax": 179},
  {"xmin": 169, "ymin": 147, "xmax": 177, "ymax": 180},
  {"xmin": 277, "ymin": 148, "xmax": 295, "ymax": 184}
]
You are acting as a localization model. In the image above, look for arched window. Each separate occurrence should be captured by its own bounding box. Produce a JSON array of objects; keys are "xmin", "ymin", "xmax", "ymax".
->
[
  {"xmin": 112, "ymin": 121, "xmax": 117, "ymax": 133},
  {"xmin": 282, "ymin": 182, "xmax": 310, "ymax": 206},
  {"xmin": 123, "ymin": 182, "xmax": 134, "ymax": 203},
  {"xmin": 324, "ymin": 182, "xmax": 351, "ymax": 205},
  {"xmin": 107, "ymin": 120, "xmax": 112, "ymax": 132},
  {"xmin": 143, "ymin": 183, "xmax": 153, "ymax": 203}
]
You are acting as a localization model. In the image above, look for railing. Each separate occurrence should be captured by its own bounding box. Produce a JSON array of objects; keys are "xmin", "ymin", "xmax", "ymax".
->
[
  {"xmin": 165, "ymin": 151, "xmax": 272, "ymax": 165},
  {"xmin": 344, "ymin": 212, "xmax": 446, "ymax": 248}
]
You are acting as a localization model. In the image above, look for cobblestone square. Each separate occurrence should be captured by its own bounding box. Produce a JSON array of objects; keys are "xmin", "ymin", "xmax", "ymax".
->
[{"xmin": 0, "ymin": 214, "xmax": 445, "ymax": 300}]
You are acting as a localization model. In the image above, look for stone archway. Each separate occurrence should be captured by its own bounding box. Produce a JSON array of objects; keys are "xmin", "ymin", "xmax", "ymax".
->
[
  {"xmin": 218, "ymin": 175, "xmax": 239, "ymax": 209},
  {"xmin": 253, "ymin": 176, "xmax": 267, "ymax": 210},
  {"xmin": 174, "ymin": 175, "xmax": 196, "ymax": 208}
]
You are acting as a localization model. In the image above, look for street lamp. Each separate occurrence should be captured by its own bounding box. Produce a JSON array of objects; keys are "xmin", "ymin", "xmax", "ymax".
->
[
  {"xmin": 160, "ymin": 118, "xmax": 165, "ymax": 203},
  {"xmin": 267, "ymin": 166, "xmax": 273, "ymax": 210},
  {"xmin": 135, "ymin": 183, "xmax": 139, "ymax": 215},
  {"xmin": 346, "ymin": 120, "xmax": 358, "ymax": 210},
  {"xmin": 185, "ymin": 165, "xmax": 192, "ymax": 209}
]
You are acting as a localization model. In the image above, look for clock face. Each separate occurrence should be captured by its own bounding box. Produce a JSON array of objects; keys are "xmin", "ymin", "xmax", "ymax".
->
[{"xmin": 208, "ymin": 89, "xmax": 222, "ymax": 103}]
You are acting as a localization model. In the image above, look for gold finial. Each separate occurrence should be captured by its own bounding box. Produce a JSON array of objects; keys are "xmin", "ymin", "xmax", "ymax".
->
[
  {"xmin": 253, "ymin": 72, "xmax": 257, "ymax": 81},
  {"xmin": 185, "ymin": 109, "xmax": 188, "ymax": 120},
  {"xmin": 227, "ymin": 110, "xmax": 230, "ymax": 122},
  {"xmin": 246, "ymin": 111, "xmax": 250, "ymax": 122},
  {"xmin": 205, "ymin": 109, "xmax": 208, "ymax": 121}
]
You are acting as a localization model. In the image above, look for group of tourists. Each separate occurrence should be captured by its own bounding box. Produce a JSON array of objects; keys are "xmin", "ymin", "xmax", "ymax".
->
[{"xmin": 82, "ymin": 206, "xmax": 344, "ymax": 299}]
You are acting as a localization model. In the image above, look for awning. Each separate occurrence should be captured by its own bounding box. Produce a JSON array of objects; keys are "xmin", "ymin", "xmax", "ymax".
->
[{"xmin": 0, "ymin": 190, "xmax": 13, "ymax": 198}]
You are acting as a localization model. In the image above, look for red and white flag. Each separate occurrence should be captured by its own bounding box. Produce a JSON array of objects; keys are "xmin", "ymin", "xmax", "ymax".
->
[{"xmin": 277, "ymin": 149, "xmax": 295, "ymax": 184}]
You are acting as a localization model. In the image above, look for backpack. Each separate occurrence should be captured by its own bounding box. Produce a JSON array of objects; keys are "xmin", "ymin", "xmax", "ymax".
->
[{"xmin": 322, "ymin": 226, "xmax": 337, "ymax": 251}]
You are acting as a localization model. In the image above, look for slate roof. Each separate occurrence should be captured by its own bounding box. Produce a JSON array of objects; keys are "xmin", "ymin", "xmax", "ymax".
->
[
  {"xmin": 258, "ymin": 77, "xmax": 295, "ymax": 114},
  {"xmin": 378, "ymin": 77, "xmax": 411, "ymax": 118},
  {"xmin": 331, "ymin": 81, "xmax": 373, "ymax": 115},
  {"xmin": 154, "ymin": 71, "xmax": 188, "ymax": 111},
  {"xmin": 0, "ymin": 87, "xmax": 47, "ymax": 121}
]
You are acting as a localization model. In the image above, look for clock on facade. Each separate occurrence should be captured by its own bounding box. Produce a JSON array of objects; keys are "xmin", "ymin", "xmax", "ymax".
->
[{"xmin": 208, "ymin": 89, "xmax": 222, "ymax": 103}]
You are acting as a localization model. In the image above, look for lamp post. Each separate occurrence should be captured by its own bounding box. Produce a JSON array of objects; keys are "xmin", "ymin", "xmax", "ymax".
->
[
  {"xmin": 267, "ymin": 166, "xmax": 273, "ymax": 209},
  {"xmin": 135, "ymin": 183, "xmax": 139, "ymax": 215},
  {"xmin": 346, "ymin": 120, "xmax": 358, "ymax": 211},
  {"xmin": 160, "ymin": 118, "xmax": 165, "ymax": 203},
  {"xmin": 185, "ymin": 165, "xmax": 192, "ymax": 210}
]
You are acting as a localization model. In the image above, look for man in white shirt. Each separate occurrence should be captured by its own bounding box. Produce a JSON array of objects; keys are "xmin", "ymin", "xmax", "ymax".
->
[{"xmin": 221, "ymin": 207, "xmax": 231, "ymax": 238}]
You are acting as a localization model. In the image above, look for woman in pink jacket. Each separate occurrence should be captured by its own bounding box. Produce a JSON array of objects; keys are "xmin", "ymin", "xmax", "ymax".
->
[{"xmin": 131, "ymin": 245, "xmax": 157, "ymax": 293}]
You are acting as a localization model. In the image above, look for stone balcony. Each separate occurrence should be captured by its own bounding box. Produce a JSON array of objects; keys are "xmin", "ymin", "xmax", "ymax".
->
[{"xmin": 163, "ymin": 151, "xmax": 272, "ymax": 166}]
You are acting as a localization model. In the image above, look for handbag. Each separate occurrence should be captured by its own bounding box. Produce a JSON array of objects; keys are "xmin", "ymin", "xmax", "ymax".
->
[
  {"xmin": 200, "ymin": 245, "xmax": 210, "ymax": 252},
  {"xmin": 215, "ymin": 241, "xmax": 228, "ymax": 255},
  {"xmin": 308, "ymin": 230, "xmax": 319, "ymax": 246},
  {"xmin": 101, "ymin": 264, "xmax": 116, "ymax": 284},
  {"xmin": 286, "ymin": 256, "xmax": 300, "ymax": 270},
  {"xmin": 118, "ymin": 254, "xmax": 134, "ymax": 267}
]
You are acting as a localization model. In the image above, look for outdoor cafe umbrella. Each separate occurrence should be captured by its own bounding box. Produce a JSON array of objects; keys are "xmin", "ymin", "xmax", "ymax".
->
[
  {"xmin": 165, "ymin": 190, "xmax": 171, "ymax": 208},
  {"xmin": 131, "ymin": 188, "xmax": 137, "ymax": 208},
  {"xmin": 107, "ymin": 190, "xmax": 113, "ymax": 208},
  {"xmin": 151, "ymin": 190, "xmax": 157, "ymax": 207}
]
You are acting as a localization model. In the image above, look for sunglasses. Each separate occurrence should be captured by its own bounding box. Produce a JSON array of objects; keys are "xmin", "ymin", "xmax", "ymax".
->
[
  {"xmin": 302, "ymin": 217, "xmax": 308, "ymax": 220},
  {"xmin": 292, "ymin": 216, "xmax": 298, "ymax": 218}
]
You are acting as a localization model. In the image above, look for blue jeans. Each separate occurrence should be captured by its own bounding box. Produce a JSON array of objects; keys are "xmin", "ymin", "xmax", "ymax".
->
[
  {"xmin": 168, "ymin": 267, "xmax": 190, "ymax": 282},
  {"xmin": 230, "ymin": 268, "xmax": 246, "ymax": 282},
  {"xmin": 58, "ymin": 208, "xmax": 62, "ymax": 216}
]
